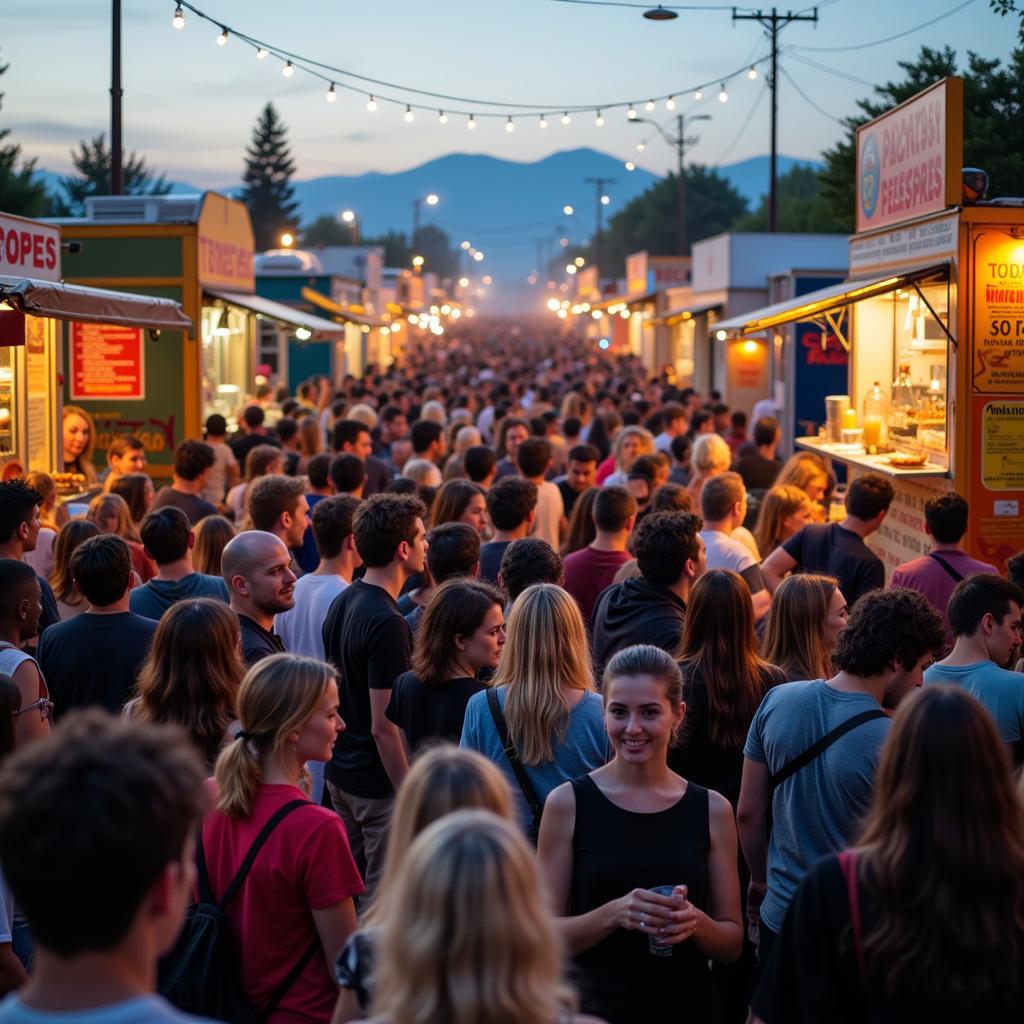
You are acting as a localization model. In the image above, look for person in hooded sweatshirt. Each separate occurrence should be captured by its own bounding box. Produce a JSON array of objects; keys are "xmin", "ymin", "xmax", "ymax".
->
[
  {"xmin": 129, "ymin": 506, "xmax": 230, "ymax": 621},
  {"xmin": 590, "ymin": 511, "xmax": 706, "ymax": 679}
]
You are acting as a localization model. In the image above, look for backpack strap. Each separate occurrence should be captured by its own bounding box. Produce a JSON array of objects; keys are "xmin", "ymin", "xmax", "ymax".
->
[
  {"xmin": 927, "ymin": 551, "xmax": 965, "ymax": 583},
  {"xmin": 486, "ymin": 688, "xmax": 543, "ymax": 832},
  {"xmin": 218, "ymin": 799, "xmax": 310, "ymax": 911},
  {"xmin": 262, "ymin": 936, "xmax": 321, "ymax": 1016},
  {"xmin": 838, "ymin": 850, "xmax": 865, "ymax": 978},
  {"xmin": 768, "ymin": 709, "xmax": 887, "ymax": 791}
]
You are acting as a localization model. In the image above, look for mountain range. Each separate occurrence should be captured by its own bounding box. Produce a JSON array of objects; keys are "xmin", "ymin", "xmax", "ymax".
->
[{"xmin": 34, "ymin": 149, "xmax": 820, "ymax": 310}]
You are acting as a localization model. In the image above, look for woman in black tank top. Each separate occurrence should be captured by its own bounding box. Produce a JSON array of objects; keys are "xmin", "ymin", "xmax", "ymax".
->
[{"xmin": 539, "ymin": 645, "xmax": 743, "ymax": 1024}]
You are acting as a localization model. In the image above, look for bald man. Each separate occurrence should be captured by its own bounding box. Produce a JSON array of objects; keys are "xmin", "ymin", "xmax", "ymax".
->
[{"xmin": 222, "ymin": 530, "xmax": 297, "ymax": 666}]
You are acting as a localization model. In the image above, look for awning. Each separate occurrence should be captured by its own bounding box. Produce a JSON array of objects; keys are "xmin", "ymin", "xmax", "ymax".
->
[
  {"xmin": 301, "ymin": 286, "xmax": 385, "ymax": 327},
  {"xmin": 591, "ymin": 290, "xmax": 657, "ymax": 312},
  {"xmin": 656, "ymin": 300, "xmax": 722, "ymax": 326},
  {"xmin": 0, "ymin": 275, "xmax": 192, "ymax": 332},
  {"xmin": 205, "ymin": 289, "xmax": 343, "ymax": 335},
  {"xmin": 714, "ymin": 262, "xmax": 950, "ymax": 336}
]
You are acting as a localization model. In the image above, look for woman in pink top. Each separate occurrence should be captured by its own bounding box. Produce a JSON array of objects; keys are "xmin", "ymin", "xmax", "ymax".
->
[{"xmin": 204, "ymin": 653, "xmax": 364, "ymax": 1022}]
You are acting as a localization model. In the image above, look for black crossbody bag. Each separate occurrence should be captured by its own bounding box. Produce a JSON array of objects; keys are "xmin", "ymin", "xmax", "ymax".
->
[{"xmin": 486, "ymin": 687, "xmax": 544, "ymax": 843}]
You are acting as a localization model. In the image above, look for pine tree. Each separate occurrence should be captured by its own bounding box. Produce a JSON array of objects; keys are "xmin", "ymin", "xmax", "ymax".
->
[
  {"xmin": 56, "ymin": 134, "xmax": 171, "ymax": 216},
  {"xmin": 0, "ymin": 51, "xmax": 50, "ymax": 217},
  {"xmin": 241, "ymin": 103, "xmax": 300, "ymax": 251}
]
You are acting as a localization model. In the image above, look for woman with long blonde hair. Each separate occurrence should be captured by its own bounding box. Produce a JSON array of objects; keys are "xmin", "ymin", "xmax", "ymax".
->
[
  {"xmin": 761, "ymin": 573, "xmax": 847, "ymax": 682},
  {"xmin": 752, "ymin": 686, "xmax": 1024, "ymax": 1022},
  {"xmin": 62, "ymin": 404, "xmax": 98, "ymax": 484},
  {"xmin": 603, "ymin": 426, "xmax": 655, "ymax": 487},
  {"xmin": 753, "ymin": 484, "xmax": 815, "ymax": 557},
  {"xmin": 776, "ymin": 452, "xmax": 830, "ymax": 520},
  {"xmin": 367, "ymin": 810, "xmax": 602, "ymax": 1024},
  {"xmin": 460, "ymin": 583, "xmax": 606, "ymax": 838},
  {"xmin": 332, "ymin": 746, "xmax": 514, "ymax": 1023},
  {"xmin": 203, "ymin": 654, "xmax": 363, "ymax": 1022}
]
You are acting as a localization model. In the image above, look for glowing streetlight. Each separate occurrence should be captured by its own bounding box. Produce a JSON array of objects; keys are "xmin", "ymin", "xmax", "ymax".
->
[
  {"xmin": 280, "ymin": 232, "xmax": 294, "ymax": 248},
  {"xmin": 412, "ymin": 255, "xmax": 425, "ymax": 268},
  {"xmin": 563, "ymin": 204, "xmax": 574, "ymax": 216}
]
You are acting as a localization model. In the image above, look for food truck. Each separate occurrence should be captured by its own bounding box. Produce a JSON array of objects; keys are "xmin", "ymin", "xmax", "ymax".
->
[
  {"xmin": 0, "ymin": 210, "xmax": 190, "ymax": 489},
  {"xmin": 706, "ymin": 77, "xmax": 1024, "ymax": 573},
  {"xmin": 55, "ymin": 192, "xmax": 342, "ymax": 478}
]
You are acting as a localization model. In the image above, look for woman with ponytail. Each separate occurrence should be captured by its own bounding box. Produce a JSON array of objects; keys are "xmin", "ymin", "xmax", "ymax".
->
[{"xmin": 203, "ymin": 653, "xmax": 364, "ymax": 1022}]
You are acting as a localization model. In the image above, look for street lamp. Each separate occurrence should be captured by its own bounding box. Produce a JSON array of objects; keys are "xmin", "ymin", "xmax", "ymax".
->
[
  {"xmin": 411, "ymin": 193, "xmax": 440, "ymax": 252},
  {"xmin": 280, "ymin": 232, "xmax": 295, "ymax": 248},
  {"xmin": 340, "ymin": 209, "xmax": 360, "ymax": 245},
  {"xmin": 412, "ymin": 255, "xmax": 425, "ymax": 270},
  {"xmin": 631, "ymin": 113, "xmax": 710, "ymax": 254}
]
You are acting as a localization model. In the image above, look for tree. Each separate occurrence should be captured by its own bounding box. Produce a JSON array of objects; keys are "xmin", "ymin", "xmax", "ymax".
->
[
  {"xmin": 362, "ymin": 229, "xmax": 411, "ymax": 268},
  {"xmin": 819, "ymin": 43, "xmax": 1024, "ymax": 231},
  {"xmin": 732, "ymin": 163, "xmax": 848, "ymax": 233},
  {"xmin": 593, "ymin": 166, "xmax": 748, "ymax": 277},
  {"xmin": 302, "ymin": 214, "xmax": 354, "ymax": 246},
  {"xmin": 241, "ymin": 103, "xmax": 300, "ymax": 251},
  {"xmin": 0, "ymin": 52, "xmax": 50, "ymax": 217},
  {"xmin": 54, "ymin": 134, "xmax": 170, "ymax": 216}
]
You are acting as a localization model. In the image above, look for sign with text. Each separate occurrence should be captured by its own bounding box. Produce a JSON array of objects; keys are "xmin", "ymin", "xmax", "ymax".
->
[
  {"xmin": 70, "ymin": 322, "xmax": 145, "ymax": 401},
  {"xmin": 849, "ymin": 213, "xmax": 957, "ymax": 275},
  {"xmin": 196, "ymin": 193, "xmax": 255, "ymax": 292},
  {"xmin": 855, "ymin": 78, "xmax": 962, "ymax": 234},
  {"xmin": 981, "ymin": 401, "xmax": 1024, "ymax": 491},
  {"xmin": 971, "ymin": 226, "xmax": 1024, "ymax": 393},
  {"xmin": 0, "ymin": 212, "xmax": 60, "ymax": 281}
]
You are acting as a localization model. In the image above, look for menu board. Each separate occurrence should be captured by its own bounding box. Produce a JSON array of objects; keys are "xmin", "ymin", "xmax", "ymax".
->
[
  {"xmin": 981, "ymin": 401, "xmax": 1024, "ymax": 491},
  {"xmin": 972, "ymin": 228, "xmax": 1024, "ymax": 393},
  {"xmin": 70, "ymin": 322, "xmax": 145, "ymax": 401}
]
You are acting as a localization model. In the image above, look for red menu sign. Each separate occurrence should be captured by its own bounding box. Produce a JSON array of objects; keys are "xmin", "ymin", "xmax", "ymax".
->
[{"xmin": 70, "ymin": 322, "xmax": 145, "ymax": 400}]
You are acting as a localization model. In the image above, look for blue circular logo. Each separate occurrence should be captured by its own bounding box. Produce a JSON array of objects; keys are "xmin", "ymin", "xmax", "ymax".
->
[{"xmin": 860, "ymin": 134, "xmax": 880, "ymax": 221}]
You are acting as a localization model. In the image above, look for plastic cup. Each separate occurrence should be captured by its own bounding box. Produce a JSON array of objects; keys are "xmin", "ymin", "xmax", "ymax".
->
[{"xmin": 647, "ymin": 885, "xmax": 679, "ymax": 957}]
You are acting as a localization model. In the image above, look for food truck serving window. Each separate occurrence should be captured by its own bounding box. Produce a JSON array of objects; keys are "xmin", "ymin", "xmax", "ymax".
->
[{"xmin": 201, "ymin": 304, "xmax": 250, "ymax": 427}]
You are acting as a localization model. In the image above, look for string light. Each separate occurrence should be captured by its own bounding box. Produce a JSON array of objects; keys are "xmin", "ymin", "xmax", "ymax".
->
[
  {"xmin": 666, "ymin": 95, "xmax": 676, "ymax": 110},
  {"xmin": 438, "ymin": 110, "xmax": 448, "ymax": 124},
  {"xmin": 216, "ymin": 26, "xmax": 228, "ymax": 45},
  {"xmin": 694, "ymin": 89, "xmax": 703, "ymax": 100},
  {"xmin": 505, "ymin": 116, "xmax": 515, "ymax": 132},
  {"xmin": 628, "ymin": 105, "xmax": 637, "ymax": 120},
  {"xmin": 718, "ymin": 82, "xmax": 728, "ymax": 102},
  {"xmin": 366, "ymin": 95, "xmax": 377, "ymax": 112},
  {"xmin": 561, "ymin": 111, "xmax": 571, "ymax": 125},
  {"xmin": 326, "ymin": 82, "xmax": 337, "ymax": 102},
  {"xmin": 636, "ymin": 142, "xmax": 646, "ymax": 152},
  {"xmin": 645, "ymin": 99, "xmax": 655, "ymax": 111},
  {"xmin": 172, "ymin": 4, "xmax": 185, "ymax": 29},
  {"xmin": 256, "ymin": 47, "xmax": 268, "ymax": 59},
  {"xmin": 748, "ymin": 66, "xmax": 758, "ymax": 80},
  {"xmin": 404, "ymin": 104, "xmax": 414, "ymax": 122},
  {"xmin": 467, "ymin": 114, "xmax": 476, "ymax": 130},
  {"xmin": 539, "ymin": 114, "xmax": 549, "ymax": 128},
  {"xmin": 595, "ymin": 110, "xmax": 604, "ymax": 127},
  {"xmin": 625, "ymin": 160, "xmax": 636, "ymax": 171},
  {"xmin": 282, "ymin": 60, "xmax": 294, "ymax": 77},
  {"xmin": 601, "ymin": 194, "xmax": 611, "ymax": 205}
]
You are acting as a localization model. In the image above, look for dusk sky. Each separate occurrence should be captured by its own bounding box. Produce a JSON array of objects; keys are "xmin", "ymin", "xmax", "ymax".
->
[{"xmin": 3, "ymin": 0, "xmax": 1015, "ymax": 189}]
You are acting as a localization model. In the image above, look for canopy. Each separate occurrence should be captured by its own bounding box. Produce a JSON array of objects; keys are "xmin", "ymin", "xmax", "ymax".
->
[
  {"xmin": 205, "ymin": 289, "xmax": 343, "ymax": 335},
  {"xmin": 591, "ymin": 290, "xmax": 657, "ymax": 312},
  {"xmin": 655, "ymin": 299, "xmax": 722, "ymax": 326},
  {"xmin": 301, "ymin": 286, "xmax": 385, "ymax": 327},
  {"xmin": 0, "ymin": 275, "xmax": 192, "ymax": 332},
  {"xmin": 713, "ymin": 262, "xmax": 950, "ymax": 336}
]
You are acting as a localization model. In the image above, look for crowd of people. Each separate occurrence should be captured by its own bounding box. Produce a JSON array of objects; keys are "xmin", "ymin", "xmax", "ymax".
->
[{"xmin": 0, "ymin": 326, "xmax": 1022, "ymax": 1023}]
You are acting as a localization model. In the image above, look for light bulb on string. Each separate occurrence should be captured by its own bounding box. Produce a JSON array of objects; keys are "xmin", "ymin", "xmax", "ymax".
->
[
  {"xmin": 595, "ymin": 110, "xmax": 604, "ymax": 127},
  {"xmin": 506, "ymin": 116, "xmax": 515, "ymax": 132},
  {"xmin": 748, "ymin": 66, "xmax": 758, "ymax": 80},
  {"xmin": 625, "ymin": 160, "xmax": 636, "ymax": 171},
  {"xmin": 635, "ymin": 142, "xmax": 646, "ymax": 153},
  {"xmin": 468, "ymin": 114, "xmax": 476, "ymax": 130},
  {"xmin": 645, "ymin": 99, "xmax": 655, "ymax": 112},
  {"xmin": 539, "ymin": 114, "xmax": 549, "ymax": 128},
  {"xmin": 366, "ymin": 95, "xmax": 377, "ymax": 112},
  {"xmin": 282, "ymin": 61, "xmax": 294, "ymax": 77},
  {"xmin": 438, "ymin": 110, "xmax": 448, "ymax": 124},
  {"xmin": 561, "ymin": 111, "xmax": 571, "ymax": 125},
  {"xmin": 628, "ymin": 105, "xmax": 637, "ymax": 120},
  {"xmin": 326, "ymin": 83, "xmax": 337, "ymax": 103},
  {"xmin": 256, "ymin": 47, "xmax": 269, "ymax": 59},
  {"xmin": 694, "ymin": 89, "xmax": 703, "ymax": 101},
  {"xmin": 217, "ymin": 27, "xmax": 228, "ymax": 46},
  {"xmin": 404, "ymin": 105, "xmax": 414, "ymax": 123},
  {"xmin": 666, "ymin": 95, "xmax": 676, "ymax": 111},
  {"xmin": 172, "ymin": 4, "xmax": 185, "ymax": 29},
  {"xmin": 718, "ymin": 82, "xmax": 728, "ymax": 103}
]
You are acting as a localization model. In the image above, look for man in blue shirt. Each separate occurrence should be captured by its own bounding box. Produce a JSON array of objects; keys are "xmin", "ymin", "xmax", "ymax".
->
[{"xmin": 925, "ymin": 573, "xmax": 1024, "ymax": 765}]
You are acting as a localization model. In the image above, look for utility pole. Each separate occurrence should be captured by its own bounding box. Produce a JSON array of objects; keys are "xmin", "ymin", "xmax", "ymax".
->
[
  {"xmin": 732, "ymin": 6, "xmax": 818, "ymax": 232},
  {"xmin": 585, "ymin": 176, "xmax": 616, "ymax": 281},
  {"xmin": 111, "ymin": 0, "xmax": 123, "ymax": 194}
]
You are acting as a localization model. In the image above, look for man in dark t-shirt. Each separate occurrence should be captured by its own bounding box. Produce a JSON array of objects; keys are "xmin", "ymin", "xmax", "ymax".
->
[
  {"xmin": 37, "ymin": 536, "xmax": 157, "ymax": 717},
  {"xmin": 479, "ymin": 477, "xmax": 536, "ymax": 586},
  {"xmin": 322, "ymin": 493, "xmax": 428, "ymax": 895},
  {"xmin": 150, "ymin": 440, "xmax": 217, "ymax": 526},
  {"xmin": 762, "ymin": 472, "xmax": 894, "ymax": 606},
  {"xmin": 735, "ymin": 415, "xmax": 782, "ymax": 492},
  {"xmin": 554, "ymin": 444, "xmax": 599, "ymax": 519}
]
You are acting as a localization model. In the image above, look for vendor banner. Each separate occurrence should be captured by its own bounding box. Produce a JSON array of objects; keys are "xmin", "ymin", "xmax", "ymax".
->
[
  {"xmin": 855, "ymin": 78, "xmax": 962, "ymax": 234},
  {"xmin": 971, "ymin": 225, "xmax": 1024, "ymax": 394}
]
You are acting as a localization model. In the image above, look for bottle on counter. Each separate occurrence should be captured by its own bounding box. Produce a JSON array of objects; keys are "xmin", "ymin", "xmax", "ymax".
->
[{"xmin": 862, "ymin": 381, "xmax": 888, "ymax": 454}]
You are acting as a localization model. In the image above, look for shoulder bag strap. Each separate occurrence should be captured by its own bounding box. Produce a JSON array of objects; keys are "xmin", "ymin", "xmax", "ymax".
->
[
  {"xmin": 927, "ymin": 551, "xmax": 965, "ymax": 583},
  {"xmin": 486, "ymin": 688, "xmax": 544, "ymax": 830},
  {"xmin": 769, "ymin": 710, "xmax": 887, "ymax": 791},
  {"xmin": 218, "ymin": 799, "xmax": 310, "ymax": 911},
  {"xmin": 262, "ymin": 936, "xmax": 321, "ymax": 1017},
  {"xmin": 838, "ymin": 850, "xmax": 865, "ymax": 978}
]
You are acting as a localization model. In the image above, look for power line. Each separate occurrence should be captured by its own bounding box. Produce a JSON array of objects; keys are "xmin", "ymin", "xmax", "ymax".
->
[
  {"xmin": 712, "ymin": 81, "xmax": 767, "ymax": 166},
  {"xmin": 783, "ymin": 50, "xmax": 877, "ymax": 88},
  {"xmin": 778, "ymin": 65, "xmax": 844, "ymax": 124},
  {"xmin": 789, "ymin": 0, "xmax": 976, "ymax": 53}
]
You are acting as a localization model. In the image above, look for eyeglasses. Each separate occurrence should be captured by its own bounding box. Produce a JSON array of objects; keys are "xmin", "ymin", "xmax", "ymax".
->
[{"xmin": 15, "ymin": 698, "xmax": 54, "ymax": 722}]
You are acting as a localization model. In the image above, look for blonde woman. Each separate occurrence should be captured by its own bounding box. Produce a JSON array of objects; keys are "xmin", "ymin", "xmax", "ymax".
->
[
  {"xmin": 776, "ymin": 451, "xmax": 830, "ymax": 521},
  {"xmin": 362, "ymin": 810, "xmax": 604, "ymax": 1024},
  {"xmin": 604, "ymin": 426, "xmax": 655, "ymax": 487},
  {"xmin": 62, "ymin": 404, "xmax": 98, "ymax": 485},
  {"xmin": 761, "ymin": 573, "xmax": 847, "ymax": 682},
  {"xmin": 203, "ymin": 654, "xmax": 363, "ymax": 1022},
  {"xmin": 686, "ymin": 433, "xmax": 732, "ymax": 506},
  {"xmin": 297, "ymin": 416, "xmax": 325, "ymax": 477},
  {"xmin": 752, "ymin": 484, "xmax": 815, "ymax": 558},
  {"xmin": 332, "ymin": 746, "xmax": 514, "ymax": 1023},
  {"xmin": 461, "ymin": 583, "xmax": 606, "ymax": 838}
]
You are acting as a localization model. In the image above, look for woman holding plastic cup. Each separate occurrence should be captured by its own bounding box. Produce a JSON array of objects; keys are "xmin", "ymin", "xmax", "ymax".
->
[{"xmin": 539, "ymin": 644, "xmax": 743, "ymax": 1023}]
